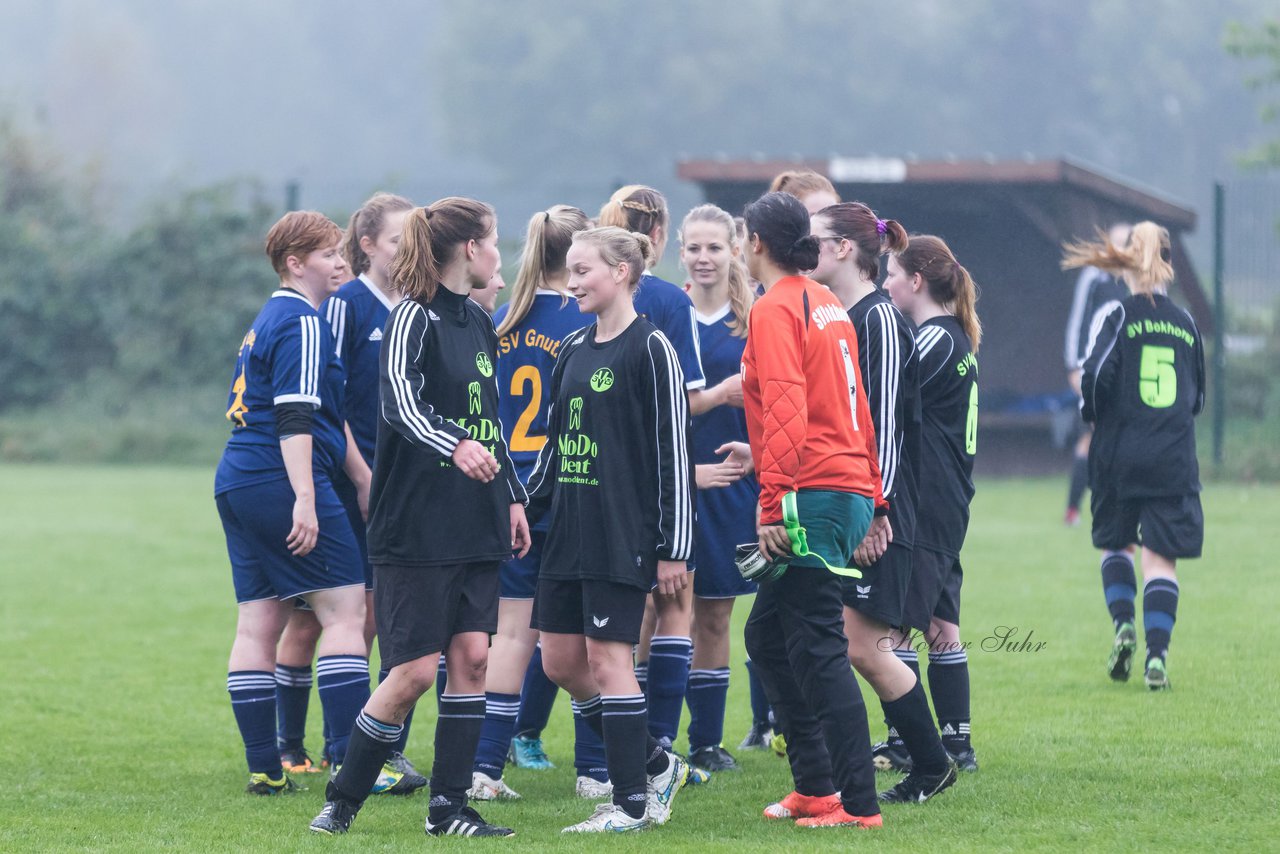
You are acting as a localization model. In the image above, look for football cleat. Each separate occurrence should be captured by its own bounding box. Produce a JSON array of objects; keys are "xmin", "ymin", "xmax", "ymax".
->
[
  {"xmin": 797, "ymin": 807, "xmax": 883, "ymax": 829},
  {"xmin": 309, "ymin": 797, "xmax": 359, "ymax": 834},
  {"xmin": 425, "ymin": 806, "xmax": 515, "ymax": 837},
  {"xmin": 1108, "ymin": 621, "xmax": 1138, "ymax": 681},
  {"xmin": 386, "ymin": 751, "xmax": 421, "ymax": 778},
  {"xmin": 1064, "ymin": 507, "xmax": 1081, "ymax": 527},
  {"xmin": 878, "ymin": 759, "xmax": 958, "ymax": 803},
  {"xmin": 279, "ymin": 746, "xmax": 322, "ymax": 774},
  {"xmin": 645, "ymin": 752, "xmax": 690, "ymax": 825},
  {"xmin": 738, "ymin": 721, "xmax": 774, "ymax": 751},
  {"xmin": 689, "ymin": 744, "xmax": 739, "ymax": 773},
  {"xmin": 245, "ymin": 772, "xmax": 299, "ymax": 795},
  {"xmin": 562, "ymin": 802, "xmax": 648, "ymax": 833},
  {"xmin": 1144, "ymin": 656, "xmax": 1170, "ymax": 691},
  {"xmin": 366, "ymin": 760, "xmax": 428, "ymax": 795},
  {"xmin": 871, "ymin": 740, "xmax": 914, "ymax": 773},
  {"xmin": 946, "ymin": 744, "xmax": 979, "ymax": 772},
  {"xmin": 763, "ymin": 791, "xmax": 840, "ymax": 820},
  {"xmin": 575, "ymin": 775, "xmax": 613, "ymax": 799},
  {"xmin": 509, "ymin": 735, "xmax": 554, "ymax": 770},
  {"xmin": 469, "ymin": 770, "xmax": 522, "ymax": 800}
]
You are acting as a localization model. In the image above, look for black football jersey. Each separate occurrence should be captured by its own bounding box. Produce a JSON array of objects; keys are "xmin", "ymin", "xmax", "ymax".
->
[
  {"xmin": 527, "ymin": 317, "xmax": 693, "ymax": 589},
  {"xmin": 913, "ymin": 316, "xmax": 977, "ymax": 556},
  {"xmin": 367, "ymin": 286, "xmax": 525, "ymax": 568},
  {"xmin": 1081, "ymin": 293, "xmax": 1204, "ymax": 498},
  {"xmin": 848, "ymin": 290, "xmax": 921, "ymax": 547},
  {"xmin": 1065, "ymin": 267, "xmax": 1130, "ymax": 370}
]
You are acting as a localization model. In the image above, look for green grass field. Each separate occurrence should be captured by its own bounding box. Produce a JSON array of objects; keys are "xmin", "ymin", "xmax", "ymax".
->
[{"xmin": 2, "ymin": 466, "xmax": 1276, "ymax": 852}]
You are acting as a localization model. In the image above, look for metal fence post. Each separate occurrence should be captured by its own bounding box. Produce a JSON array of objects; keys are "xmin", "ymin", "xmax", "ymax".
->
[{"xmin": 1212, "ymin": 181, "xmax": 1225, "ymax": 470}]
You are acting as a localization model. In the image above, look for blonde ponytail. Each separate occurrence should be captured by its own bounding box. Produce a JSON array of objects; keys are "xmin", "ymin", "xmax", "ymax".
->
[{"xmin": 497, "ymin": 205, "xmax": 590, "ymax": 337}]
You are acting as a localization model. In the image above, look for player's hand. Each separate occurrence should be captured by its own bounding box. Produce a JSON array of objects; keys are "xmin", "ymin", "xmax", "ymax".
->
[
  {"xmin": 656, "ymin": 560, "xmax": 688, "ymax": 596},
  {"xmin": 854, "ymin": 516, "xmax": 892, "ymax": 567},
  {"xmin": 510, "ymin": 503, "xmax": 531, "ymax": 558},
  {"xmin": 287, "ymin": 494, "xmax": 319, "ymax": 557},
  {"xmin": 715, "ymin": 441, "xmax": 754, "ymax": 475},
  {"xmin": 757, "ymin": 524, "xmax": 791, "ymax": 562},
  {"xmin": 452, "ymin": 439, "xmax": 499, "ymax": 482},
  {"xmin": 696, "ymin": 458, "xmax": 745, "ymax": 489},
  {"xmin": 717, "ymin": 373, "xmax": 744, "ymax": 408}
]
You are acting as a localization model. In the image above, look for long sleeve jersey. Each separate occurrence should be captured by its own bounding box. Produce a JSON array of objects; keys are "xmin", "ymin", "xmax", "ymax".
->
[
  {"xmin": 848, "ymin": 290, "xmax": 921, "ymax": 547},
  {"xmin": 742, "ymin": 276, "xmax": 886, "ymax": 525},
  {"xmin": 366, "ymin": 286, "xmax": 525, "ymax": 568},
  {"xmin": 526, "ymin": 317, "xmax": 693, "ymax": 589},
  {"xmin": 1081, "ymin": 292, "xmax": 1204, "ymax": 498}
]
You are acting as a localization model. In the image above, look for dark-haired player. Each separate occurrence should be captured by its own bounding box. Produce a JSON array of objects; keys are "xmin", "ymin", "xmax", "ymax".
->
[{"xmin": 883, "ymin": 234, "xmax": 983, "ymax": 773}]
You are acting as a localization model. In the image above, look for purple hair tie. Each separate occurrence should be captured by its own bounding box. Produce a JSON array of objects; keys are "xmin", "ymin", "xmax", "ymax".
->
[{"xmin": 876, "ymin": 219, "xmax": 887, "ymax": 235}]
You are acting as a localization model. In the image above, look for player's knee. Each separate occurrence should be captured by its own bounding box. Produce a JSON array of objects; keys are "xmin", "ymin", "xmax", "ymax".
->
[{"xmin": 392, "ymin": 657, "xmax": 438, "ymax": 696}]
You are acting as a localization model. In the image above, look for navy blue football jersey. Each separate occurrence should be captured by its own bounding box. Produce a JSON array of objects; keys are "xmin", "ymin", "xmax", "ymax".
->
[
  {"xmin": 691, "ymin": 306, "xmax": 758, "ymax": 572},
  {"xmin": 322, "ymin": 274, "xmax": 397, "ymax": 465},
  {"xmin": 633, "ymin": 273, "xmax": 706, "ymax": 390},
  {"xmin": 493, "ymin": 291, "xmax": 591, "ymax": 485},
  {"xmin": 215, "ymin": 289, "xmax": 347, "ymax": 494}
]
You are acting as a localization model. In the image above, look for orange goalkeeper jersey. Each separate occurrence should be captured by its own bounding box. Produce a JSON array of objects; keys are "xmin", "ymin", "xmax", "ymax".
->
[{"xmin": 742, "ymin": 276, "xmax": 887, "ymax": 525}]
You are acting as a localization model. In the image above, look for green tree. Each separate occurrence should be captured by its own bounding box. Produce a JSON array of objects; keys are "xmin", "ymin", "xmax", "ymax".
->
[{"xmin": 1226, "ymin": 18, "xmax": 1280, "ymax": 168}]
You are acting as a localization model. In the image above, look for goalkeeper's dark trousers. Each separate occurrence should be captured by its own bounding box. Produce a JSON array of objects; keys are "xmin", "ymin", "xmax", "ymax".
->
[{"xmin": 744, "ymin": 563, "xmax": 879, "ymax": 818}]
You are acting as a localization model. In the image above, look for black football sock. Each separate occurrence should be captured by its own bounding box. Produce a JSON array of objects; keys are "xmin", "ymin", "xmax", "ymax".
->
[
  {"xmin": 428, "ymin": 694, "xmax": 485, "ymax": 822},
  {"xmin": 1142, "ymin": 578, "xmax": 1179, "ymax": 662},
  {"xmin": 1101, "ymin": 551, "xmax": 1137, "ymax": 629},
  {"xmin": 602, "ymin": 694, "xmax": 649, "ymax": 819},
  {"xmin": 330, "ymin": 711, "xmax": 401, "ymax": 804},
  {"xmin": 927, "ymin": 650, "xmax": 971, "ymax": 753},
  {"xmin": 882, "ymin": 678, "xmax": 949, "ymax": 774}
]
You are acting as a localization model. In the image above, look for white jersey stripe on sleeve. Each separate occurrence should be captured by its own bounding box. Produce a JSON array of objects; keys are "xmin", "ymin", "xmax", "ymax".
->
[{"xmin": 384, "ymin": 303, "xmax": 458, "ymax": 456}]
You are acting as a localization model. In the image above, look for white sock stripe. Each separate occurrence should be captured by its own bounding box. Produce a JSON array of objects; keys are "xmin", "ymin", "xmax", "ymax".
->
[
  {"xmin": 1143, "ymin": 578, "xmax": 1180, "ymax": 591},
  {"xmin": 601, "ymin": 693, "xmax": 645, "ymax": 703},
  {"xmin": 356, "ymin": 716, "xmax": 402, "ymax": 743},
  {"xmin": 929, "ymin": 651, "xmax": 969, "ymax": 664},
  {"xmin": 273, "ymin": 670, "xmax": 313, "ymax": 687},
  {"xmin": 226, "ymin": 675, "xmax": 276, "ymax": 691},
  {"xmin": 649, "ymin": 636, "xmax": 692, "ymax": 647},
  {"xmin": 892, "ymin": 649, "xmax": 920, "ymax": 662},
  {"xmin": 438, "ymin": 693, "xmax": 485, "ymax": 704},
  {"xmin": 316, "ymin": 656, "xmax": 369, "ymax": 670}
]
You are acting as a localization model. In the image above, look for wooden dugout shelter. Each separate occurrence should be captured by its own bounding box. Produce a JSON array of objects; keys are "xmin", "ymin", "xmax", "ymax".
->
[{"xmin": 677, "ymin": 156, "xmax": 1207, "ymax": 471}]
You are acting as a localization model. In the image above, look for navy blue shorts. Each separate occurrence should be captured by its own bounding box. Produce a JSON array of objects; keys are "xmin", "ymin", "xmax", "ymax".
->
[
  {"xmin": 500, "ymin": 528, "xmax": 544, "ymax": 600},
  {"xmin": 216, "ymin": 476, "xmax": 365, "ymax": 604},
  {"xmin": 693, "ymin": 544, "xmax": 756, "ymax": 599},
  {"xmin": 332, "ymin": 472, "xmax": 374, "ymax": 590}
]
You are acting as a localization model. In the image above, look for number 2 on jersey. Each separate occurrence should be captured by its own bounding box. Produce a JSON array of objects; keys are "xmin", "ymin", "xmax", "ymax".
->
[
  {"xmin": 1139, "ymin": 345, "xmax": 1176, "ymax": 408},
  {"xmin": 509, "ymin": 365, "xmax": 546, "ymax": 452}
]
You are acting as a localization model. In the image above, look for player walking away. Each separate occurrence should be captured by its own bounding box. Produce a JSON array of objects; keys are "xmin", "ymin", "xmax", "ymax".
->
[
  {"xmin": 528, "ymin": 227, "xmax": 693, "ymax": 832},
  {"xmin": 271, "ymin": 193, "xmax": 427, "ymax": 795},
  {"xmin": 809, "ymin": 204, "xmax": 958, "ymax": 803},
  {"xmin": 308, "ymin": 198, "xmax": 531, "ymax": 838},
  {"xmin": 739, "ymin": 192, "xmax": 886, "ymax": 830},
  {"xmin": 883, "ymin": 235, "xmax": 983, "ymax": 773},
  {"xmin": 1063, "ymin": 222, "xmax": 1204, "ymax": 691},
  {"xmin": 769, "ymin": 169, "xmax": 840, "ymax": 216},
  {"xmin": 597, "ymin": 186, "xmax": 733, "ymax": 778},
  {"xmin": 468, "ymin": 205, "xmax": 608, "ymax": 802},
  {"xmin": 1063, "ymin": 223, "xmax": 1133, "ymax": 526},
  {"xmin": 679, "ymin": 204, "xmax": 757, "ymax": 776},
  {"xmin": 215, "ymin": 211, "xmax": 371, "ymax": 795}
]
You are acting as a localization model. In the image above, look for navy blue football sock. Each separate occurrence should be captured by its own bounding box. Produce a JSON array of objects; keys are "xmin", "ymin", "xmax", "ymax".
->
[
  {"xmin": 330, "ymin": 710, "xmax": 401, "ymax": 804},
  {"xmin": 927, "ymin": 649, "xmax": 971, "ymax": 751},
  {"xmin": 514, "ymin": 643, "xmax": 559, "ymax": 738},
  {"xmin": 473, "ymin": 691, "xmax": 520, "ymax": 778},
  {"xmin": 378, "ymin": 667, "xmax": 416, "ymax": 754},
  {"xmin": 1102, "ymin": 550, "xmax": 1137, "ymax": 628},
  {"xmin": 646, "ymin": 636, "xmax": 691, "ymax": 745},
  {"xmin": 745, "ymin": 658, "xmax": 771, "ymax": 726},
  {"xmin": 274, "ymin": 663, "xmax": 312, "ymax": 750},
  {"xmin": 316, "ymin": 655, "xmax": 370, "ymax": 765},
  {"xmin": 1143, "ymin": 577, "xmax": 1179, "ymax": 661},
  {"xmin": 686, "ymin": 667, "xmax": 730, "ymax": 751},
  {"xmin": 573, "ymin": 701, "xmax": 609, "ymax": 783},
  {"xmin": 602, "ymin": 694, "xmax": 650, "ymax": 819},
  {"xmin": 633, "ymin": 661, "xmax": 648, "ymax": 697},
  {"xmin": 430, "ymin": 694, "xmax": 486, "ymax": 822},
  {"xmin": 228, "ymin": 671, "xmax": 283, "ymax": 776},
  {"xmin": 435, "ymin": 654, "xmax": 447, "ymax": 701},
  {"xmin": 1067, "ymin": 454, "xmax": 1089, "ymax": 511}
]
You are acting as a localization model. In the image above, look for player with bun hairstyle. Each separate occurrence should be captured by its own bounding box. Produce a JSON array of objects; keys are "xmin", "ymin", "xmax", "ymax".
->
[
  {"xmin": 271, "ymin": 193, "xmax": 428, "ymax": 793},
  {"xmin": 809, "ymin": 204, "xmax": 957, "ymax": 802},
  {"xmin": 739, "ymin": 192, "xmax": 886, "ymax": 830},
  {"xmin": 309, "ymin": 198, "xmax": 531, "ymax": 839},
  {"xmin": 215, "ymin": 211, "xmax": 370, "ymax": 796},
  {"xmin": 882, "ymin": 234, "xmax": 982, "ymax": 773},
  {"xmin": 469, "ymin": 205, "xmax": 613, "ymax": 802},
  {"xmin": 599, "ymin": 185, "xmax": 733, "ymax": 771},
  {"xmin": 1063, "ymin": 222, "xmax": 1203, "ymax": 691},
  {"xmin": 678, "ymin": 204, "xmax": 757, "ymax": 774},
  {"xmin": 527, "ymin": 226, "xmax": 693, "ymax": 832},
  {"xmin": 769, "ymin": 169, "xmax": 841, "ymax": 216}
]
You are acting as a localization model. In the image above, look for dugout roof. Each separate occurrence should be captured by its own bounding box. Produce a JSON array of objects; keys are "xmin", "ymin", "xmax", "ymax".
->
[{"xmin": 678, "ymin": 156, "xmax": 1206, "ymax": 468}]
